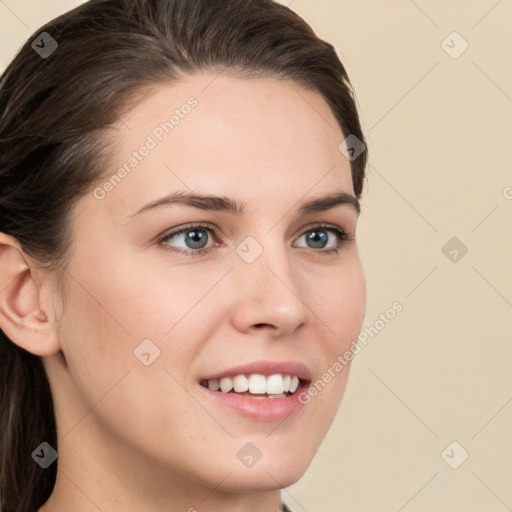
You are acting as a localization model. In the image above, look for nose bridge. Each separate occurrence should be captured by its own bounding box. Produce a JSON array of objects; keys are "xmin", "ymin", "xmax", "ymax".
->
[
  {"xmin": 230, "ymin": 231, "xmax": 310, "ymax": 333},
  {"xmin": 237, "ymin": 231, "xmax": 296, "ymax": 291}
]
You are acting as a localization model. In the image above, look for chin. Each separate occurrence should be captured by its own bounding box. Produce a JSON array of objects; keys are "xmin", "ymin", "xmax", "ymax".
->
[
  {"xmin": 208, "ymin": 439, "xmax": 317, "ymax": 493},
  {"xmin": 213, "ymin": 459, "xmax": 310, "ymax": 493}
]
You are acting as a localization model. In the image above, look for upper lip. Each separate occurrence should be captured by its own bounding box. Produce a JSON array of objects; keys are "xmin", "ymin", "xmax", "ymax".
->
[{"xmin": 200, "ymin": 360, "xmax": 312, "ymax": 382}]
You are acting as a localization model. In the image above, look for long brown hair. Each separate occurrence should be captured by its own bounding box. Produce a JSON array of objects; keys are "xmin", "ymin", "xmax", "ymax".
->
[{"xmin": 0, "ymin": 1, "xmax": 367, "ymax": 510}]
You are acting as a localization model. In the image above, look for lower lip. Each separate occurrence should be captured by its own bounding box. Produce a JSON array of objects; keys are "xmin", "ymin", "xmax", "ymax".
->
[{"xmin": 198, "ymin": 383, "xmax": 309, "ymax": 422}]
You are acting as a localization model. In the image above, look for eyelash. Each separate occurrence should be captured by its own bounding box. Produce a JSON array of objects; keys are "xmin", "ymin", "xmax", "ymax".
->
[{"xmin": 158, "ymin": 222, "xmax": 352, "ymax": 258}]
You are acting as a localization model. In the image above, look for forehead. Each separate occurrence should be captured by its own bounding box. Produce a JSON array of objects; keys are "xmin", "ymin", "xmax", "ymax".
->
[{"xmin": 92, "ymin": 72, "xmax": 354, "ymax": 218}]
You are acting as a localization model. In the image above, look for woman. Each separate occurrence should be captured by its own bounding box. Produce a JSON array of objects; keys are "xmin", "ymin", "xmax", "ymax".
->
[{"xmin": 0, "ymin": 0, "xmax": 368, "ymax": 510}]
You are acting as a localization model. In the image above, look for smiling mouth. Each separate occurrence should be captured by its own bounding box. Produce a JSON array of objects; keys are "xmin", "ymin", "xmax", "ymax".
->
[{"xmin": 199, "ymin": 373, "xmax": 303, "ymax": 399}]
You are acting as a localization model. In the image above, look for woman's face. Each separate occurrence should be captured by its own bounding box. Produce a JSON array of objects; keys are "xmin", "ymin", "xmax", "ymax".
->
[{"xmin": 46, "ymin": 73, "xmax": 366, "ymax": 498}]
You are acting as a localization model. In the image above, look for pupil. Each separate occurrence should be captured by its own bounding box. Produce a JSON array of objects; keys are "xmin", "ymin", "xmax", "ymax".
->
[
  {"xmin": 186, "ymin": 230, "xmax": 207, "ymax": 249},
  {"xmin": 307, "ymin": 230, "xmax": 327, "ymax": 248}
]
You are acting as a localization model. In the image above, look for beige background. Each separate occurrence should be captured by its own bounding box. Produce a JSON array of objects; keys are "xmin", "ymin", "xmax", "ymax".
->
[{"xmin": 1, "ymin": 1, "xmax": 511, "ymax": 511}]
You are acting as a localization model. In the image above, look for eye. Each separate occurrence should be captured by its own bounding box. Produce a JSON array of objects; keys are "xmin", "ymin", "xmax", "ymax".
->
[
  {"xmin": 159, "ymin": 222, "xmax": 351, "ymax": 257},
  {"xmin": 160, "ymin": 223, "xmax": 218, "ymax": 256},
  {"xmin": 293, "ymin": 225, "xmax": 350, "ymax": 253}
]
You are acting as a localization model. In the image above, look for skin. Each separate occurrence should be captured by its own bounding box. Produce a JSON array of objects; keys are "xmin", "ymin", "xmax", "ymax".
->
[{"xmin": 0, "ymin": 72, "xmax": 366, "ymax": 512}]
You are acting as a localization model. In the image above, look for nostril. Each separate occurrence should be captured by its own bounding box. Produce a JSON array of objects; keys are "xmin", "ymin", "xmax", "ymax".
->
[{"xmin": 253, "ymin": 323, "xmax": 278, "ymax": 329}]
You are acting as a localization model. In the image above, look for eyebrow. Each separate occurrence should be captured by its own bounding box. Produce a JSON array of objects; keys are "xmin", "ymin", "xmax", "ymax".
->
[{"xmin": 129, "ymin": 190, "xmax": 360, "ymax": 218}]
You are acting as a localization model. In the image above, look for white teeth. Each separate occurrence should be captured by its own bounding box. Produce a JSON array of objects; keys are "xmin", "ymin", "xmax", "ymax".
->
[
  {"xmin": 266, "ymin": 374, "xmax": 284, "ymax": 394},
  {"xmin": 219, "ymin": 377, "xmax": 233, "ymax": 393},
  {"xmin": 233, "ymin": 375, "xmax": 249, "ymax": 392},
  {"xmin": 208, "ymin": 378, "xmax": 220, "ymax": 391},
  {"xmin": 248, "ymin": 374, "xmax": 267, "ymax": 394},
  {"xmin": 202, "ymin": 373, "xmax": 302, "ymax": 396}
]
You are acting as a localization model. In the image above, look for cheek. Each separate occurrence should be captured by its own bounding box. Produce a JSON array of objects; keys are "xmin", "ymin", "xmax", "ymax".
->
[
  {"xmin": 56, "ymin": 276, "xmax": 135, "ymax": 410},
  {"xmin": 66, "ymin": 249, "xmax": 212, "ymax": 338},
  {"xmin": 292, "ymin": 255, "xmax": 365, "ymax": 415},
  {"xmin": 58, "ymin": 255, "xmax": 228, "ymax": 386},
  {"xmin": 309, "ymin": 256, "xmax": 366, "ymax": 350},
  {"xmin": 97, "ymin": 255, "xmax": 232, "ymax": 338},
  {"xmin": 55, "ymin": 261, "xmax": 217, "ymax": 456},
  {"xmin": 340, "ymin": 262, "xmax": 366, "ymax": 340}
]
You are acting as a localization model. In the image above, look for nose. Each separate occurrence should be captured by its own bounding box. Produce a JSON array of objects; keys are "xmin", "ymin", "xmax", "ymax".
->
[{"xmin": 229, "ymin": 241, "xmax": 311, "ymax": 337}]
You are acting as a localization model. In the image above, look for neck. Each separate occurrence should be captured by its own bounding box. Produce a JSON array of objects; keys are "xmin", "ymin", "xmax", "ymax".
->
[{"xmin": 37, "ymin": 435, "xmax": 283, "ymax": 512}]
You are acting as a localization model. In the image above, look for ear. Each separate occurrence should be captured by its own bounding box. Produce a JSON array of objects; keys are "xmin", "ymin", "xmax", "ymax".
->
[{"xmin": 0, "ymin": 233, "xmax": 60, "ymax": 357}]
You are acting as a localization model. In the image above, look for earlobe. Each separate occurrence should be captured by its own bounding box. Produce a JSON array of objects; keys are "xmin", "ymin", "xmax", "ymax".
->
[{"xmin": 0, "ymin": 233, "xmax": 60, "ymax": 357}]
